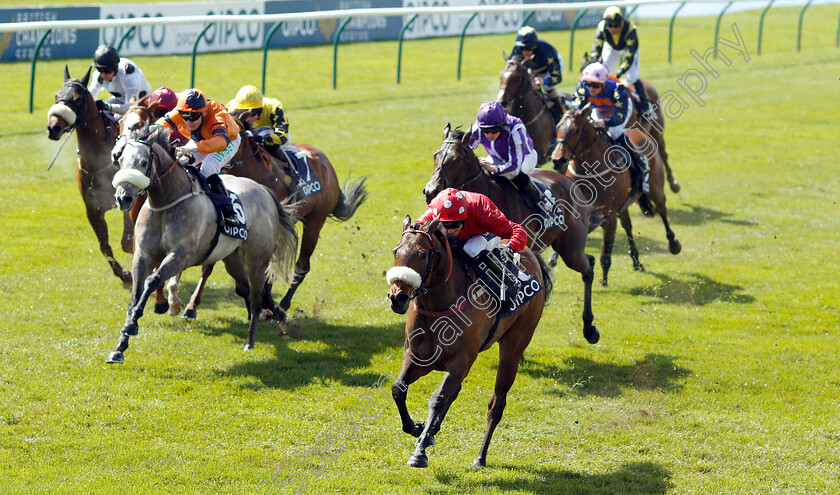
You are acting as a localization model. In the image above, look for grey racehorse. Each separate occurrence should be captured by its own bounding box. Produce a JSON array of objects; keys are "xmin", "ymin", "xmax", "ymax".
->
[{"xmin": 106, "ymin": 125, "xmax": 298, "ymax": 364}]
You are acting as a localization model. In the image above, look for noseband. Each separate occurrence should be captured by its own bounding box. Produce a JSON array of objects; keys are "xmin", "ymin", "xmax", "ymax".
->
[
  {"xmin": 55, "ymin": 80, "xmax": 92, "ymax": 131},
  {"xmin": 400, "ymin": 228, "xmax": 453, "ymax": 300}
]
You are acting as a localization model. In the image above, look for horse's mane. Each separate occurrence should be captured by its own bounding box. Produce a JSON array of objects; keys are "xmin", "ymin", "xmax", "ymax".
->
[{"xmin": 448, "ymin": 127, "xmax": 467, "ymax": 141}]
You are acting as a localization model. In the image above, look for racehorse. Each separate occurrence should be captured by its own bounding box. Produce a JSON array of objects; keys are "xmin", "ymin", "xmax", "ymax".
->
[
  {"xmin": 551, "ymin": 104, "xmax": 681, "ymax": 287},
  {"xmin": 579, "ymin": 52, "xmax": 680, "ymax": 193},
  {"xmin": 387, "ymin": 215, "xmax": 551, "ymax": 468},
  {"xmin": 117, "ymin": 99, "xmax": 368, "ymax": 318},
  {"xmin": 423, "ymin": 125, "xmax": 599, "ymax": 343},
  {"xmin": 497, "ymin": 54, "xmax": 567, "ymax": 165},
  {"xmin": 105, "ymin": 125, "xmax": 298, "ymax": 364},
  {"xmin": 46, "ymin": 66, "xmax": 133, "ymax": 283}
]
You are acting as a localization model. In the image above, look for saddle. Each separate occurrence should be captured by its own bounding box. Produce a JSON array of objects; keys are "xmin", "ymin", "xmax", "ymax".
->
[{"xmin": 459, "ymin": 241, "xmax": 541, "ymax": 318}]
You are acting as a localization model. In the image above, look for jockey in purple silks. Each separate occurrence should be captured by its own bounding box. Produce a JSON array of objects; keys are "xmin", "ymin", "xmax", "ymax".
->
[{"xmin": 467, "ymin": 101, "xmax": 553, "ymax": 212}]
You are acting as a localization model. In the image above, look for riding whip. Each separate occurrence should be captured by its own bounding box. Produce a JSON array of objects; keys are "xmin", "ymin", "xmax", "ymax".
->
[{"xmin": 46, "ymin": 128, "xmax": 75, "ymax": 171}]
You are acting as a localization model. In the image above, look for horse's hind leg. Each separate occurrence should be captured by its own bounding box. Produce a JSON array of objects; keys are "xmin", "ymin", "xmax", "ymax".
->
[
  {"xmin": 552, "ymin": 238, "xmax": 599, "ymax": 344},
  {"xmin": 619, "ymin": 209, "xmax": 645, "ymax": 272},
  {"xmin": 653, "ymin": 202, "xmax": 682, "ymax": 255},
  {"xmin": 473, "ymin": 329, "xmax": 531, "ymax": 468},
  {"xmin": 651, "ymin": 131, "xmax": 679, "ymax": 193},
  {"xmin": 183, "ymin": 264, "xmax": 215, "ymax": 319},
  {"xmin": 279, "ymin": 217, "xmax": 326, "ymax": 311},
  {"xmin": 600, "ymin": 215, "xmax": 618, "ymax": 287},
  {"xmin": 86, "ymin": 204, "xmax": 131, "ymax": 284}
]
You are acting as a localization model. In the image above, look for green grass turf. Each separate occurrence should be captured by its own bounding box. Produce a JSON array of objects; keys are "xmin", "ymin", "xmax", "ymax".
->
[{"xmin": 0, "ymin": 5, "xmax": 838, "ymax": 494}]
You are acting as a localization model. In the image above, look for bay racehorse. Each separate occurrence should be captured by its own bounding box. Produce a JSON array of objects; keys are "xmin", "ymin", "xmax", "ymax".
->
[
  {"xmin": 387, "ymin": 215, "xmax": 551, "ymax": 468},
  {"xmin": 117, "ymin": 100, "xmax": 368, "ymax": 318},
  {"xmin": 579, "ymin": 52, "xmax": 680, "ymax": 193},
  {"xmin": 106, "ymin": 125, "xmax": 298, "ymax": 364},
  {"xmin": 551, "ymin": 105, "xmax": 681, "ymax": 287},
  {"xmin": 46, "ymin": 66, "xmax": 133, "ymax": 283},
  {"xmin": 424, "ymin": 125, "xmax": 598, "ymax": 344},
  {"xmin": 497, "ymin": 54, "xmax": 569, "ymax": 165}
]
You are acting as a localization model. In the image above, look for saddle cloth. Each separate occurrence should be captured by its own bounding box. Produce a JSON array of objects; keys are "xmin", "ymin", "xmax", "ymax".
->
[
  {"xmin": 285, "ymin": 145, "xmax": 322, "ymax": 199},
  {"xmin": 186, "ymin": 167, "xmax": 248, "ymax": 241},
  {"xmin": 461, "ymin": 245, "xmax": 542, "ymax": 319}
]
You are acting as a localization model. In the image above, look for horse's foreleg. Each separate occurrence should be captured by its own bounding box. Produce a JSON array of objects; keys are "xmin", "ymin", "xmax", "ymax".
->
[
  {"xmin": 392, "ymin": 357, "xmax": 431, "ymax": 438},
  {"xmin": 279, "ymin": 218, "xmax": 325, "ymax": 311},
  {"xmin": 183, "ymin": 264, "xmax": 213, "ymax": 319},
  {"xmin": 85, "ymin": 203, "xmax": 131, "ymax": 284},
  {"xmin": 600, "ymin": 215, "xmax": 617, "ymax": 287},
  {"xmin": 473, "ymin": 334, "xmax": 529, "ymax": 468},
  {"xmin": 166, "ymin": 274, "xmax": 182, "ymax": 316},
  {"xmin": 153, "ymin": 285, "xmax": 169, "ymax": 315},
  {"xmin": 619, "ymin": 209, "xmax": 644, "ymax": 272},
  {"xmin": 408, "ymin": 362, "xmax": 471, "ymax": 468},
  {"xmin": 654, "ymin": 204, "xmax": 682, "ymax": 255},
  {"xmin": 653, "ymin": 131, "xmax": 680, "ymax": 193}
]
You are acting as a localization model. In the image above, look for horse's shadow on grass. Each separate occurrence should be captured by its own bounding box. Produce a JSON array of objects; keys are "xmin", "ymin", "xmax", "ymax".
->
[
  {"xmin": 520, "ymin": 353, "xmax": 691, "ymax": 398},
  {"xmin": 629, "ymin": 270, "xmax": 755, "ymax": 305},
  {"xmin": 429, "ymin": 461, "xmax": 672, "ymax": 495},
  {"xmin": 665, "ymin": 203, "xmax": 756, "ymax": 227},
  {"xmin": 176, "ymin": 289, "xmax": 405, "ymax": 390}
]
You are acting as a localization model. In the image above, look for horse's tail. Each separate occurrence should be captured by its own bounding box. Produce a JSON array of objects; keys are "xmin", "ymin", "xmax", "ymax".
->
[
  {"xmin": 535, "ymin": 253, "xmax": 554, "ymax": 302},
  {"xmin": 264, "ymin": 186, "xmax": 299, "ymax": 284},
  {"xmin": 330, "ymin": 174, "xmax": 369, "ymax": 221}
]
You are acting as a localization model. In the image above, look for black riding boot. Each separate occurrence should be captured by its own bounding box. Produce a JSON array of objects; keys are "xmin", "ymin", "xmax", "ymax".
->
[
  {"xmin": 618, "ymin": 134, "xmax": 650, "ymax": 194},
  {"xmin": 206, "ymin": 173, "xmax": 239, "ymax": 226},
  {"xmin": 512, "ymin": 172, "xmax": 553, "ymax": 212},
  {"xmin": 633, "ymin": 80, "xmax": 655, "ymax": 121},
  {"xmin": 479, "ymin": 248, "xmax": 521, "ymax": 303},
  {"xmin": 547, "ymin": 89, "xmax": 565, "ymax": 122}
]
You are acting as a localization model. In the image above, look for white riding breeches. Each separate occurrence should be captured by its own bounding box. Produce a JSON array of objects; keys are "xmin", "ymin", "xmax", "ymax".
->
[
  {"xmin": 486, "ymin": 150, "xmax": 538, "ymax": 180},
  {"xmin": 193, "ymin": 134, "xmax": 242, "ymax": 177},
  {"xmin": 602, "ymin": 45, "xmax": 641, "ymax": 84}
]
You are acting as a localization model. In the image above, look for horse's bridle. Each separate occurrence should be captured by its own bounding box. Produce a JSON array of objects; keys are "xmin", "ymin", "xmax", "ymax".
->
[
  {"xmin": 400, "ymin": 228, "xmax": 453, "ymax": 300},
  {"xmin": 55, "ymin": 80, "xmax": 92, "ymax": 132},
  {"xmin": 432, "ymin": 139, "xmax": 483, "ymax": 191},
  {"xmin": 556, "ymin": 113, "xmax": 596, "ymax": 162}
]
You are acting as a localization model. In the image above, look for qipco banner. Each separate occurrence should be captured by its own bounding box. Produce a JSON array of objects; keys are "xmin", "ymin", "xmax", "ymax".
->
[
  {"xmin": 264, "ymin": 0, "xmax": 402, "ymax": 47},
  {"xmin": 101, "ymin": 2, "xmax": 266, "ymax": 56},
  {"xmin": 0, "ymin": 6, "xmax": 100, "ymax": 62}
]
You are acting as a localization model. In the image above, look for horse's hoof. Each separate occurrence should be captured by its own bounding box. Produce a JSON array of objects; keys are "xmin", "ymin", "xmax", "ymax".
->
[
  {"xmin": 272, "ymin": 307, "xmax": 287, "ymax": 324},
  {"xmin": 105, "ymin": 351, "xmax": 124, "ymax": 364},
  {"xmin": 670, "ymin": 181, "xmax": 681, "ymax": 193},
  {"xmin": 168, "ymin": 302, "xmax": 182, "ymax": 316},
  {"xmin": 120, "ymin": 323, "xmax": 138, "ymax": 336},
  {"xmin": 407, "ymin": 454, "xmax": 428, "ymax": 468},
  {"xmin": 182, "ymin": 308, "xmax": 197, "ymax": 320},
  {"xmin": 600, "ymin": 279, "xmax": 608, "ymax": 288},
  {"xmin": 119, "ymin": 273, "xmax": 132, "ymax": 284},
  {"xmin": 470, "ymin": 458, "xmax": 487, "ymax": 469},
  {"xmin": 584, "ymin": 326, "xmax": 600, "ymax": 344},
  {"xmin": 154, "ymin": 302, "xmax": 169, "ymax": 314},
  {"xmin": 243, "ymin": 343, "xmax": 254, "ymax": 351},
  {"xmin": 669, "ymin": 240, "xmax": 682, "ymax": 255},
  {"xmin": 634, "ymin": 262, "xmax": 646, "ymax": 272}
]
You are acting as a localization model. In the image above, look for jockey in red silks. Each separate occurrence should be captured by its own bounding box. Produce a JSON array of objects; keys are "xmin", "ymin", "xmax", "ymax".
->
[{"xmin": 416, "ymin": 188, "xmax": 527, "ymax": 259}]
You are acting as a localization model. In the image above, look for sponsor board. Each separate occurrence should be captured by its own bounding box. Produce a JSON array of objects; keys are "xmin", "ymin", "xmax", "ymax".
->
[{"xmin": 0, "ymin": 6, "xmax": 99, "ymax": 62}]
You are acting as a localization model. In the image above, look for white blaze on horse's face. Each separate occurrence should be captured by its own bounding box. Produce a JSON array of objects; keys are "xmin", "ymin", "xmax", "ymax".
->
[{"xmin": 121, "ymin": 112, "xmax": 142, "ymax": 134}]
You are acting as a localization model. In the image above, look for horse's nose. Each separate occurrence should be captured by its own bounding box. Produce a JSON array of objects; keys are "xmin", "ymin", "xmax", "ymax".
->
[
  {"xmin": 46, "ymin": 125, "xmax": 61, "ymax": 141},
  {"xmin": 423, "ymin": 184, "xmax": 438, "ymax": 205},
  {"xmin": 388, "ymin": 291, "xmax": 410, "ymax": 315},
  {"xmin": 114, "ymin": 188, "xmax": 135, "ymax": 212}
]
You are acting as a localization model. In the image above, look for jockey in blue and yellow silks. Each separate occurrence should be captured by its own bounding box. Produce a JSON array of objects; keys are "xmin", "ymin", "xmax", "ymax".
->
[
  {"xmin": 573, "ymin": 62, "xmax": 649, "ymax": 194},
  {"xmin": 510, "ymin": 26, "xmax": 565, "ymax": 118}
]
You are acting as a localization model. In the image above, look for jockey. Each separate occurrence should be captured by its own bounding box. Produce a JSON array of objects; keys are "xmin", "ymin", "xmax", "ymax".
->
[
  {"xmin": 590, "ymin": 7, "xmax": 652, "ymax": 120},
  {"xmin": 227, "ymin": 85, "xmax": 290, "ymax": 164},
  {"xmin": 153, "ymin": 88, "xmax": 241, "ymax": 225},
  {"xmin": 468, "ymin": 101, "xmax": 554, "ymax": 213},
  {"xmin": 511, "ymin": 26, "xmax": 565, "ymax": 118},
  {"xmin": 148, "ymin": 87, "xmax": 187, "ymax": 145},
  {"xmin": 87, "ymin": 45, "xmax": 152, "ymax": 118},
  {"xmin": 574, "ymin": 62, "xmax": 649, "ymax": 194},
  {"xmin": 417, "ymin": 188, "xmax": 527, "ymax": 290}
]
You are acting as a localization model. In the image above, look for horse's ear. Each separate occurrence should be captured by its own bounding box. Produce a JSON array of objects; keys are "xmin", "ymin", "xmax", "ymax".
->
[
  {"xmin": 427, "ymin": 214, "xmax": 441, "ymax": 233},
  {"xmin": 80, "ymin": 67, "xmax": 92, "ymax": 87},
  {"xmin": 443, "ymin": 123, "xmax": 451, "ymax": 138},
  {"xmin": 148, "ymin": 125, "xmax": 162, "ymax": 144},
  {"xmin": 402, "ymin": 215, "xmax": 412, "ymax": 231},
  {"xmin": 63, "ymin": 64, "xmax": 70, "ymax": 81},
  {"xmin": 502, "ymin": 51, "xmax": 508, "ymax": 62},
  {"xmin": 575, "ymin": 102, "xmax": 591, "ymax": 117}
]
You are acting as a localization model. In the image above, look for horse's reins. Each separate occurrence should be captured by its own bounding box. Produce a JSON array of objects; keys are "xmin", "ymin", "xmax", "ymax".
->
[
  {"xmin": 120, "ymin": 138, "xmax": 200, "ymax": 212},
  {"xmin": 56, "ymin": 80, "xmax": 91, "ymax": 132},
  {"xmin": 433, "ymin": 140, "xmax": 483, "ymax": 191},
  {"xmin": 501, "ymin": 61, "xmax": 547, "ymax": 127},
  {"xmin": 400, "ymin": 228, "xmax": 453, "ymax": 301},
  {"xmin": 556, "ymin": 113, "xmax": 615, "ymax": 179}
]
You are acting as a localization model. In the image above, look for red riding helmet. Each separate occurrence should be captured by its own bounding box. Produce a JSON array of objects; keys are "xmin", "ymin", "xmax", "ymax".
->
[
  {"xmin": 176, "ymin": 89, "xmax": 207, "ymax": 113},
  {"xmin": 150, "ymin": 87, "xmax": 178, "ymax": 113},
  {"xmin": 429, "ymin": 188, "xmax": 468, "ymax": 222}
]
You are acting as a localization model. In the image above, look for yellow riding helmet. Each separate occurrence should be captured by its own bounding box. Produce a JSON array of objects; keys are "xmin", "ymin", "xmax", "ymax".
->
[
  {"xmin": 603, "ymin": 6, "xmax": 624, "ymax": 22},
  {"xmin": 231, "ymin": 85, "xmax": 263, "ymax": 110}
]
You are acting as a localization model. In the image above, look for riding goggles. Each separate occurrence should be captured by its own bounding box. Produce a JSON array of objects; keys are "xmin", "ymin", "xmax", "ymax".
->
[
  {"xmin": 179, "ymin": 111, "xmax": 203, "ymax": 122},
  {"xmin": 441, "ymin": 220, "xmax": 465, "ymax": 230},
  {"xmin": 481, "ymin": 126, "xmax": 503, "ymax": 135}
]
